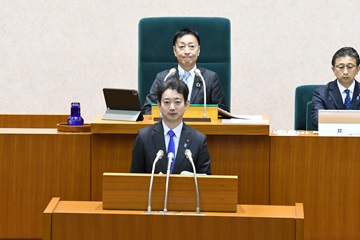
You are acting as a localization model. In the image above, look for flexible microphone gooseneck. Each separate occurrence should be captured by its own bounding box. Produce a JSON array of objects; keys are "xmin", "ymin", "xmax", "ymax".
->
[
  {"xmin": 162, "ymin": 152, "xmax": 174, "ymax": 214},
  {"xmin": 164, "ymin": 68, "xmax": 177, "ymax": 81},
  {"xmin": 194, "ymin": 68, "xmax": 207, "ymax": 118},
  {"xmin": 184, "ymin": 149, "xmax": 201, "ymax": 214},
  {"xmin": 146, "ymin": 150, "xmax": 164, "ymax": 214}
]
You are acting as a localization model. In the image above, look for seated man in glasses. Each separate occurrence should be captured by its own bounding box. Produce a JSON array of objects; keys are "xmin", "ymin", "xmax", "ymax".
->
[{"xmin": 311, "ymin": 47, "xmax": 360, "ymax": 129}]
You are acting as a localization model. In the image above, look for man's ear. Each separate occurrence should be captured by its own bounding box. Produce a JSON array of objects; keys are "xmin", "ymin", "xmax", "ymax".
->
[
  {"xmin": 356, "ymin": 66, "xmax": 360, "ymax": 76},
  {"xmin": 185, "ymin": 99, "xmax": 190, "ymax": 109}
]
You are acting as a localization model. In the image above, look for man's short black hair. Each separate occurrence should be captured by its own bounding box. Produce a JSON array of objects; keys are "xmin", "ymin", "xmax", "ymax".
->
[
  {"xmin": 172, "ymin": 28, "xmax": 200, "ymax": 47},
  {"xmin": 157, "ymin": 79, "xmax": 189, "ymax": 103},
  {"xmin": 332, "ymin": 47, "xmax": 360, "ymax": 67}
]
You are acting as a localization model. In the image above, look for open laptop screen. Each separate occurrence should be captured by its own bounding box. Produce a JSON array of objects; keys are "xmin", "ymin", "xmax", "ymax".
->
[
  {"xmin": 103, "ymin": 88, "xmax": 142, "ymax": 111},
  {"xmin": 102, "ymin": 88, "xmax": 143, "ymax": 121},
  {"xmin": 318, "ymin": 110, "xmax": 360, "ymax": 136}
]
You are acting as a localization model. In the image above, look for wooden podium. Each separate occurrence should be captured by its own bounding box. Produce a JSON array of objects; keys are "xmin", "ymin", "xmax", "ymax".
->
[
  {"xmin": 43, "ymin": 172, "xmax": 303, "ymax": 239},
  {"xmin": 102, "ymin": 173, "xmax": 238, "ymax": 212},
  {"xmin": 43, "ymin": 198, "xmax": 304, "ymax": 240}
]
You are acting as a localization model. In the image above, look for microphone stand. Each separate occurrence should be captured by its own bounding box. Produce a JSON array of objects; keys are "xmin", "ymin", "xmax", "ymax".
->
[
  {"xmin": 146, "ymin": 150, "xmax": 164, "ymax": 214},
  {"xmin": 162, "ymin": 152, "xmax": 174, "ymax": 214},
  {"xmin": 185, "ymin": 149, "xmax": 200, "ymax": 214}
]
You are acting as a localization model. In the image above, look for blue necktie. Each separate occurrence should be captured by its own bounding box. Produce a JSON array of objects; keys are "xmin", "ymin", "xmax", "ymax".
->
[
  {"xmin": 183, "ymin": 71, "xmax": 191, "ymax": 85},
  {"xmin": 167, "ymin": 130, "xmax": 176, "ymax": 173},
  {"xmin": 344, "ymin": 89, "xmax": 351, "ymax": 110}
]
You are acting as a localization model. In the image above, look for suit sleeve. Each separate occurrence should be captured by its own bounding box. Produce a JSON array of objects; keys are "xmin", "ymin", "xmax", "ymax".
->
[
  {"xmin": 130, "ymin": 132, "xmax": 146, "ymax": 173},
  {"xmin": 311, "ymin": 87, "xmax": 325, "ymax": 129},
  {"xmin": 208, "ymin": 72, "xmax": 229, "ymax": 112}
]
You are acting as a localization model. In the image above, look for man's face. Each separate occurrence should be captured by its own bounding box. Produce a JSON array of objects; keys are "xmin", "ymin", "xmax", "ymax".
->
[
  {"xmin": 332, "ymin": 56, "xmax": 360, "ymax": 88},
  {"xmin": 157, "ymin": 89, "xmax": 189, "ymax": 127},
  {"xmin": 173, "ymin": 34, "xmax": 200, "ymax": 71}
]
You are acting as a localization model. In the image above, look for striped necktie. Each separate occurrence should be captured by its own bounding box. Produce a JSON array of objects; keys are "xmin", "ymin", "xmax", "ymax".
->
[{"xmin": 183, "ymin": 71, "xmax": 191, "ymax": 85}]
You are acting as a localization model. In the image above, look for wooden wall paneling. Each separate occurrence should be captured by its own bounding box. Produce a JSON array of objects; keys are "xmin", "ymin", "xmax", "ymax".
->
[
  {"xmin": 270, "ymin": 135, "xmax": 360, "ymax": 240},
  {"xmin": 0, "ymin": 131, "xmax": 91, "ymax": 238},
  {"xmin": 207, "ymin": 135, "xmax": 269, "ymax": 204},
  {"xmin": 91, "ymin": 134, "xmax": 137, "ymax": 200}
]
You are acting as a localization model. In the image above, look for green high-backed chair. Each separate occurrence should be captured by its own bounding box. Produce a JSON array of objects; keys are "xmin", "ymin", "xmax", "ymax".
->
[
  {"xmin": 138, "ymin": 17, "xmax": 231, "ymax": 109},
  {"xmin": 294, "ymin": 84, "xmax": 323, "ymax": 130}
]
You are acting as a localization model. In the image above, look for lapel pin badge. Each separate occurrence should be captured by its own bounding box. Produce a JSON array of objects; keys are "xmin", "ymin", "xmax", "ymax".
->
[{"xmin": 184, "ymin": 139, "xmax": 190, "ymax": 148}]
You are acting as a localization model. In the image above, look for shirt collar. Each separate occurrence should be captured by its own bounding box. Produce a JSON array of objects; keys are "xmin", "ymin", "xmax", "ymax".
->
[
  {"xmin": 337, "ymin": 79, "xmax": 355, "ymax": 93},
  {"xmin": 177, "ymin": 65, "xmax": 196, "ymax": 78},
  {"xmin": 162, "ymin": 121, "xmax": 183, "ymax": 137}
]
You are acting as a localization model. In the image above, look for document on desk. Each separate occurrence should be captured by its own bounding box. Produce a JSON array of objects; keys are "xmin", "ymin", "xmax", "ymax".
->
[
  {"xmin": 218, "ymin": 108, "xmax": 268, "ymax": 124},
  {"xmin": 221, "ymin": 117, "xmax": 269, "ymax": 124}
]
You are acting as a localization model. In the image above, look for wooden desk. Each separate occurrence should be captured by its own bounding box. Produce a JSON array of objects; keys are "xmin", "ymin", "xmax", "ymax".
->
[
  {"xmin": 90, "ymin": 115, "xmax": 270, "ymax": 205},
  {"xmin": 91, "ymin": 115, "xmax": 270, "ymax": 135},
  {"xmin": 0, "ymin": 114, "xmax": 68, "ymax": 128},
  {"xmin": 0, "ymin": 128, "xmax": 91, "ymax": 239},
  {"xmin": 270, "ymin": 133, "xmax": 360, "ymax": 240},
  {"xmin": 44, "ymin": 197, "xmax": 304, "ymax": 240}
]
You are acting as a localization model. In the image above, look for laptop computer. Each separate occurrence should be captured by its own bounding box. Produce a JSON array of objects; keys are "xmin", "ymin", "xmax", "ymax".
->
[
  {"xmin": 102, "ymin": 88, "xmax": 144, "ymax": 121},
  {"xmin": 318, "ymin": 110, "xmax": 360, "ymax": 136}
]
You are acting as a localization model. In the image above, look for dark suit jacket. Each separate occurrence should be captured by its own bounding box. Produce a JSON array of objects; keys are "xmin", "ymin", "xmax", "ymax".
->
[
  {"xmin": 311, "ymin": 79, "xmax": 360, "ymax": 128},
  {"xmin": 130, "ymin": 121, "xmax": 212, "ymax": 175},
  {"xmin": 142, "ymin": 67, "xmax": 229, "ymax": 114}
]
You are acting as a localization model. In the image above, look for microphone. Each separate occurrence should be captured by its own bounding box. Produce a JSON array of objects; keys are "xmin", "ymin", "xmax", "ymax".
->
[
  {"xmin": 185, "ymin": 149, "xmax": 201, "ymax": 214},
  {"xmin": 146, "ymin": 150, "xmax": 164, "ymax": 214},
  {"xmin": 194, "ymin": 68, "xmax": 207, "ymax": 118},
  {"xmin": 163, "ymin": 152, "xmax": 174, "ymax": 214},
  {"xmin": 164, "ymin": 68, "xmax": 177, "ymax": 81}
]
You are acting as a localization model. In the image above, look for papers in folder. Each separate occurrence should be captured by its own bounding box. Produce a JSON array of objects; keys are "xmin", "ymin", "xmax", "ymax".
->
[{"xmin": 218, "ymin": 108, "xmax": 268, "ymax": 124}]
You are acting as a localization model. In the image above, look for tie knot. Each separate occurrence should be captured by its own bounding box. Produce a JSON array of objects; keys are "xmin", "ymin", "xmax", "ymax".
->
[
  {"xmin": 183, "ymin": 71, "xmax": 191, "ymax": 82},
  {"xmin": 168, "ymin": 130, "xmax": 175, "ymax": 138},
  {"xmin": 345, "ymin": 89, "xmax": 350, "ymax": 94}
]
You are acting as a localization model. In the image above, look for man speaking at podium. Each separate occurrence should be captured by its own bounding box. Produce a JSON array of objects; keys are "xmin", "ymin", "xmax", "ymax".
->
[
  {"xmin": 131, "ymin": 79, "xmax": 212, "ymax": 175},
  {"xmin": 141, "ymin": 28, "xmax": 229, "ymax": 114}
]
